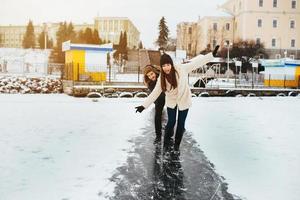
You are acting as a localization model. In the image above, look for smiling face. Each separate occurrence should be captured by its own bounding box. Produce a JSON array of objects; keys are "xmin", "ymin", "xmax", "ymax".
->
[
  {"xmin": 162, "ymin": 63, "xmax": 172, "ymax": 74},
  {"xmin": 146, "ymin": 71, "xmax": 157, "ymax": 81}
]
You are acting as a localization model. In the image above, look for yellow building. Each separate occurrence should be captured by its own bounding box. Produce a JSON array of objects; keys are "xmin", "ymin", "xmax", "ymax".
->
[
  {"xmin": 262, "ymin": 59, "xmax": 300, "ymax": 88},
  {"xmin": 62, "ymin": 41, "xmax": 113, "ymax": 82}
]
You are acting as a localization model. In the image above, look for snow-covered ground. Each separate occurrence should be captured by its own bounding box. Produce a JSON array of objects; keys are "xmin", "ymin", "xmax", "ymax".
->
[
  {"xmin": 189, "ymin": 97, "xmax": 300, "ymax": 200},
  {"xmin": 0, "ymin": 95, "xmax": 299, "ymax": 200},
  {"xmin": 0, "ymin": 95, "xmax": 144, "ymax": 200}
]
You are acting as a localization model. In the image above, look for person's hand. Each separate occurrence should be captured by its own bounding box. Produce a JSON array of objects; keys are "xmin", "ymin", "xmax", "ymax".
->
[
  {"xmin": 135, "ymin": 106, "xmax": 145, "ymax": 113},
  {"xmin": 213, "ymin": 45, "xmax": 220, "ymax": 57}
]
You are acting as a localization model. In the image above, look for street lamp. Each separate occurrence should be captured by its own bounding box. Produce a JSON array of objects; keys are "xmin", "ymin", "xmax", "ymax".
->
[
  {"xmin": 224, "ymin": 42, "xmax": 232, "ymax": 80},
  {"xmin": 284, "ymin": 50, "xmax": 287, "ymax": 58}
]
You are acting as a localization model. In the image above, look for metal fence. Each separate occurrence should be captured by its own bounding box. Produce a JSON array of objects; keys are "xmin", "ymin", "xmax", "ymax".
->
[{"xmin": 0, "ymin": 60, "xmax": 63, "ymax": 77}]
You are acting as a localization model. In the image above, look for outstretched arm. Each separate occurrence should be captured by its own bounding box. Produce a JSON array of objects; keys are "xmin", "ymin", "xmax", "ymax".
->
[
  {"xmin": 180, "ymin": 45, "xmax": 219, "ymax": 73},
  {"xmin": 135, "ymin": 76, "xmax": 163, "ymax": 113}
]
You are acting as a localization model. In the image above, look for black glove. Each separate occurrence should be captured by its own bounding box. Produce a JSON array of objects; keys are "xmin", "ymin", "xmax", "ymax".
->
[
  {"xmin": 213, "ymin": 45, "xmax": 220, "ymax": 57},
  {"xmin": 135, "ymin": 106, "xmax": 145, "ymax": 113}
]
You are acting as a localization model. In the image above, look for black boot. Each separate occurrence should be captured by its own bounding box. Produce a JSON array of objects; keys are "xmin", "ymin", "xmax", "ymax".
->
[{"xmin": 154, "ymin": 133, "xmax": 162, "ymax": 144}]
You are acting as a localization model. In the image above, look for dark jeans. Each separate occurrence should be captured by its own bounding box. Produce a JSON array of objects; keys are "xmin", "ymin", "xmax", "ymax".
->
[
  {"xmin": 164, "ymin": 106, "xmax": 189, "ymax": 148},
  {"xmin": 154, "ymin": 100, "xmax": 165, "ymax": 136}
]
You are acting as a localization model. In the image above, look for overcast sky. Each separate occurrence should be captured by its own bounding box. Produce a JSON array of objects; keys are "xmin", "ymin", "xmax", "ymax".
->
[{"xmin": 1, "ymin": 0, "xmax": 228, "ymax": 48}]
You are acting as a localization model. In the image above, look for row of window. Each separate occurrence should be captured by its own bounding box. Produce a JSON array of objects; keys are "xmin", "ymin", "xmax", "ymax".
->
[
  {"xmin": 212, "ymin": 23, "xmax": 231, "ymax": 31},
  {"xmin": 256, "ymin": 38, "xmax": 297, "ymax": 48},
  {"xmin": 207, "ymin": 38, "xmax": 296, "ymax": 48},
  {"xmin": 257, "ymin": 19, "xmax": 296, "ymax": 29},
  {"xmin": 259, "ymin": 0, "xmax": 297, "ymax": 9}
]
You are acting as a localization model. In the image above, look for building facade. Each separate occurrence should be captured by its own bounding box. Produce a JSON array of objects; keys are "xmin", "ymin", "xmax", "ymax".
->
[
  {"xmin": 197, "ymin": 16, "xmax": 234, "ymax": 55},
  {"xmin": 94, "ymin": 17, "xmax": 140, "ymax": 49},
  {"xmin": 177, "ymin": 0, "xmax": 300, "ymax": 59},
  {"xmin": 0, "ymin": 25, "xmax": 43, "ymax": 48},
  {"xmin": 176, "ymin": 22, "xmax": 198, "ymax": 56},
  {"xmin": 0, "ymin": 17, "xmax": 140, "ymax": 49}
]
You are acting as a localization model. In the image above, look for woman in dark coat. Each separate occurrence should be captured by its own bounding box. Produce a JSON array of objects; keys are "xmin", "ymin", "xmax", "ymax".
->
[{"xmin": 143, "ymin": 65, "xmax": 165, "ymax": 143}]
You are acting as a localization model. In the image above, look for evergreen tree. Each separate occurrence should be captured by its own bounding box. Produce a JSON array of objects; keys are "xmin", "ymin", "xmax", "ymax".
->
[
  {"xmin": 67, "ymin": 22, "xmax": 76, "ymax": 42},
  {"xmin": 50, "ymin": 22, "xmax": 68, "ymax": 63},
  {"xmin": 84, "ymin": 28, "xmax": 94, "ymax": 44},
  {"xmin": 123, "ymin": 31, "xmax": 128, "ymax": 50},
  {"xmin": 48, "ymin": 38, "xmax": 53, "ymax": 49},
  {"xmin": 122, "ymin": 31, "xmax": 128, "ymax": 59},
  {"xmin": 119, "ymin": 31, "xmax": 123, "ymax": 50},
  {"xmin": 38, "ymin": 31, "xmax": 53, "ymax": 49},
  {"xmin": 76, "ymin": 29, "xmax": 86, "ymax": 43},
  {"xmin": 113, "ymin": 31, "xmax": 123, "ymax": 60},
  {"xmin": 93, "ymin": 29, "xmax": 102, "ymax": 44},
  {"xmin": 138, "ymin": 41, "xmax": 143, "ymax": 49},
  {"xmin": 156, "ymin": 17, "xmax": 169, "ymax": 49},
  {"xmin": 22, "ymin": 20, "xmax": 36, "ymax": 48}
]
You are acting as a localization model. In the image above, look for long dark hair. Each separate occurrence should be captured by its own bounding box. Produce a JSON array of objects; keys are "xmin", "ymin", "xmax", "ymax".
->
[{"xmin": 160, "ymin": 64, "xmax": 178, "ymax": 92}]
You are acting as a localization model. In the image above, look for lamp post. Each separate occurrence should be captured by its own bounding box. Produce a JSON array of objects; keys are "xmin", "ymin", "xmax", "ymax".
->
[
  {"xmin": 284, "ymin": 50, "xmax": 287, "ymax": 58},
  {"xmin": 224, "ymin": 42, "xmax": 232, "ymax": 80},
  {"xmin": 235, "ymin": 61, "xmax": 242, "ymax": 87}
]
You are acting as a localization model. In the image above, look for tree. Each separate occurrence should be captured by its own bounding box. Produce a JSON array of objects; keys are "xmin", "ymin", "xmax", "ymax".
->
[
  {"xmin": 22, "ymin": 20, "xmax": 36, "ymax": 48},
  {"xmin": 166, "ymin": 37, "xmax": 176, "ymax": 51},
  {"xmin": 51, "ymin": 21, "xmax": 74, "ymax": 63},
  {"xmin": 138, "ymin": 41, "xmax": 143, "ymax": 49},
  {"xmin": 75, "ymin": 29, "xmax": 85, "ymax": 43},
  {"xmin": 93, "ymin": 29, "xmax": 102, "ymax": 44},
  {"xmin": 156, "ymin": 17, "xmax": 169, "ymax": 50},
  {"xmin": 113, "ymin": 31, "xmax": 123, "ymax": 61},
  {"xmin": 122, "ymin": 31, "xmax": 128, "ymax": 59},
  {"xmin": 84, "ymin": 28, "xmax": 94, "ymax": 44},
  {"xmin": 219, "ymin": 39, "xmax": 268, "ymax": 72},
  {"xmin": 67, "ymin": 22, "xmax": 76, "ymax": 42},
  {"xmin": 38, "ymin": 31, "xmax": 53, "ymax": 49}
]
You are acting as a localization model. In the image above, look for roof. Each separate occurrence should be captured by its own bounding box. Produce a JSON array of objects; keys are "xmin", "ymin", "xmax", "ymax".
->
[{"xmin": 62, "ymin": 41, "xmax": 113, "ymax": 52}]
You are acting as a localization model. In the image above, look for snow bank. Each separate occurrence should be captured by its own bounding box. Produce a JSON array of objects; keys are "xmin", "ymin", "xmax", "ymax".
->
[{"xmin": 0, "ymin": 76, "xmax": 62, "ymax": 94}]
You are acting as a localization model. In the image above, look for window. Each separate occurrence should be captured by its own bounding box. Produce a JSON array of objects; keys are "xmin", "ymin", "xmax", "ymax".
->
[
  {"xmin": 272, "ymin": 38, "xmax": 276, "ymax": 47},
  {"xmin": 226, "ymin": 23, "xmax": 230, "ymax": 30},
  {"xmin": 292, "ymin": 0, "xmax": 297, "ymax": 9},
  {"xmin": 291, "ymin": 39, "xmax": 296, "ymax": 47},
  {"xmin": 273, "ymin": 0, "xmax": 277, "ymax": 8},
  {"xmin": 258, "ymin": 19, "xmax": 262, "ymax": 27},
  {"xmin": 213, "ymin": 23, "xmax": 218, "ymax": 31},
  {"xmin": 256, "ymin": 38, "xmax": 261, "ymax": 45},
  {"xmin": 276, "ymin": 54, "xmax": 281, "ymax": 59},
  {"xmin": 188, "ymin": 27, "xmax": 192, "ymax": 34},
  {"xmin": 259, "ymin": 0, "xmax": 263, "ymax": 7},
  {"xmin": 290, "ymin": 20, "xmax": 295, "ymax": 29},
  {"xmin": 273, "ymin": 19, "xmax": 277, "ymax": 28}
]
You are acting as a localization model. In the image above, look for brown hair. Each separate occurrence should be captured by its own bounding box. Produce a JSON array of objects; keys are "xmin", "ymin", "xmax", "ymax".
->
[
  {"xmin": 143, "ymin": 65, "xmax": 160, "ymax": 87},
  {"xmin": 160, "ymin": 64, "xmax": 178, "ymax": 92}
]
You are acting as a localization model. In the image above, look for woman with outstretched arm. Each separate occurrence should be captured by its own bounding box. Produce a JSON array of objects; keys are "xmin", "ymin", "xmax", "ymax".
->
[{"xmin": 136, "ymin": 46, "xmax": 219, "ymax": 152}]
